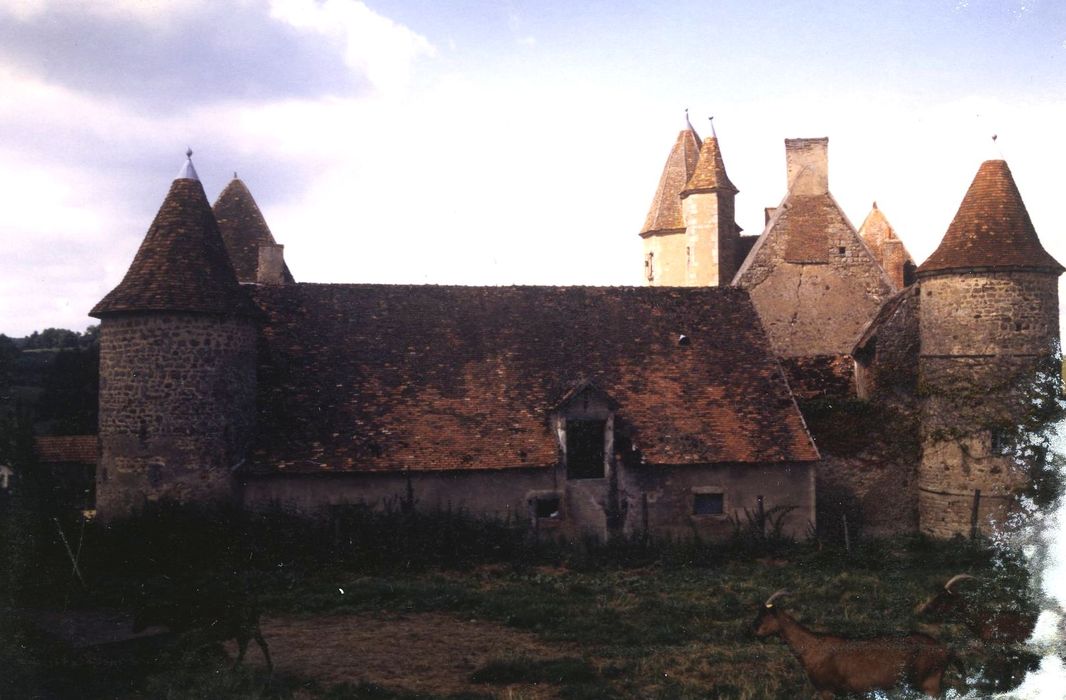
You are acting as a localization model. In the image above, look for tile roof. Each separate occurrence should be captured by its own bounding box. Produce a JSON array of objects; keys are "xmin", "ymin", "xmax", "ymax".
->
[
  {"xmin": 779, "ymin": 194, "xmax": 848, "ymax": 264},
  {"xmin": 35, "ymin": 435, "xmax": 98, "ymax": 464},
  {"xmin": 918, "ymin": 160, "xmax": 1063, "ymax": 276},
  {"xmin": 248, "ymin": 285, "xmax": 818, "ymax": 474},
  {"xmin": 858, "ymin": 203, "xmax": 915, "ymax": 268},
  {"xmin": 213, "ymin": 177, "xmax": 295, "ymax": 284},
  {"xmin": 91, "ymin": 177, "xmax": 258, "ymax": 317},
  {"xmin": 640, "ymin": 128, "xmax": 702, "ymax": 236},
  {"xmin": 681, "ymin": 136, "xmax": 737, "ymax": 196}
]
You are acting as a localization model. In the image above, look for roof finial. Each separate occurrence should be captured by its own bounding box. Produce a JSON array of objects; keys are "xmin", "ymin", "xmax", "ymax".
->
[
  {"xmin": 176, "ymin": 146, "xmax": 200, "ymax": 182},
  {"xmin": 708, "ymin": 116, "xmax": 717, "ymax": 139},
  {"xmin": 685, "ymin": 107, "xmax": 695, "ymax": 132},
  {"xmin": 873, "ymin": 200, "xmax": 878, "ymax": 209},
  {"xmin": 234, "ymin": 171, "xmax": 239, "ymax": 180}
]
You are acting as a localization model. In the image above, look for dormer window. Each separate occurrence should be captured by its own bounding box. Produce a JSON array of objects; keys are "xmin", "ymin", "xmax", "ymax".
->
[
  {"xmin": 566, "ymin": 419, "xmax": 606, "ymax": 480},
  {"xmin": 553, "ymin": 382, "xmax": 617, "ymax": 482}
]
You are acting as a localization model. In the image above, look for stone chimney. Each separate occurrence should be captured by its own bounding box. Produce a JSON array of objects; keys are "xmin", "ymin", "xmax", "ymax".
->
[
  {"xmin": 785, "ymin": 138, "xmax": 829, "ymax": 196},
  {"xmin": 257, "ymin": 244, "xmax": 286, "ymax": 285}
]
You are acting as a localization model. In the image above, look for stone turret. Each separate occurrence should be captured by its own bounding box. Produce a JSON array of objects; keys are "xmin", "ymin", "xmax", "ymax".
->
[
  {"xmin": 640, "ymin": 121, "xmax": 701, "ymax": 285},
  {"xmin": 678, "ymin": 127, "xmax": 740, "ymax": 286},
  {"xmin": 90, "ymin": 152, "xmax": 259, "ymax": 519},
  {"xmin": 916, "ymin": 159, "xmax": 1063, "ymax": 538},
  {"xmin": 213, "ymin": 175, "xmax": 295, "ymax": 285}
]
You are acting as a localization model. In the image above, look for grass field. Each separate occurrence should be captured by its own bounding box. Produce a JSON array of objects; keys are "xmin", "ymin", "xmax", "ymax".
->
[{"xmin": 0, "ymin": 508, "xmax": 1046, "ymax": 699}]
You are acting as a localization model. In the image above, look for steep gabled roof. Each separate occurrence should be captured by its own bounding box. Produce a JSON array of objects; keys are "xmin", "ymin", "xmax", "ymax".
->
[
  {"xmin": 248, "ymin": 285, "xmax": 818, "ymax": 474},
  {"xmin": 681, "ymin": 136, "xmax": 737, "ymax": 196},
  {"xmin": 640, "ymin": 128, "xmax": 702, "ymax": 236},
  {"xmin": 213, "ymin": 177, "xmax": 295, "ymax": 284},
  {"xmin": 918, "ymin": 160, "xmax": 1063, "ymax": 276},
  {"xmin": 91, "ymin": 168, "xmax": 257, "ymax": 318},
  {"xmin": 858, "ymin": 203, "xmax": 915, "ymax": 268}
]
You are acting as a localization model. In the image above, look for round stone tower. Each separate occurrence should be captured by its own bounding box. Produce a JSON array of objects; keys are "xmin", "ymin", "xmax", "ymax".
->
[
  {"xmin": 90, "ymin": 152, "xmax": 260, "ymax": 519},
  {"xmin": 916, "ymin": 159, "xmax": 1063, "ymax": 538}
]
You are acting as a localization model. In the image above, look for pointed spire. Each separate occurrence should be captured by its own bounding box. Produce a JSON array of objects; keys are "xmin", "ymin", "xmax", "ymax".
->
[
  {"xmin": 858, "ymin": 203, "xmax": 916, "ymax": 289},
  {"xmin": 918, "ymin": 160, "xmax": 1063, "ymax": 276},
  {"xmin": 681, "ymin": 127, "xmax": 737, "ymax": 197},
  {"xmin": 213, "ymin": 176, "xmax": 294, "ymax": 284},
  {"xmin": 640, "ymin": 126, "xmax": 703, "ymax": 236},
  {"xmin": 91, "ymin": 156, "xmax": 256, "ymax": 318},
  {"xmin": 177, "ymin": 147, "xmax": 199, "ymax": 181}
]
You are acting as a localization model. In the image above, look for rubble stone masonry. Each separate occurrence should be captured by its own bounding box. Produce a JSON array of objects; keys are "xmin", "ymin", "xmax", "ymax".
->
[{"xmin": 97, "ymin": 312, "xmax": 257, "ymax": 517}]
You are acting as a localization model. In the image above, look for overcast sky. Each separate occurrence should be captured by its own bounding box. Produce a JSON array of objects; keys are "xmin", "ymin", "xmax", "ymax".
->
[{"xmin": 3, "ymin": 0, "xmax": 1066, "ymax": 689}]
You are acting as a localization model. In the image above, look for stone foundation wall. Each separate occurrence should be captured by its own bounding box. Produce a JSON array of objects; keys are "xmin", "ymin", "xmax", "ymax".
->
[{"xmin": 97, "ymin": 313, "xmax": 257, "ymax": 518}]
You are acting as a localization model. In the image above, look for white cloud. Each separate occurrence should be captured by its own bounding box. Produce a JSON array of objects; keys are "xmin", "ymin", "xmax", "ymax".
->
[{"xmin": 268, "ymin": 0, "xmax": 435, "ymax": 94}]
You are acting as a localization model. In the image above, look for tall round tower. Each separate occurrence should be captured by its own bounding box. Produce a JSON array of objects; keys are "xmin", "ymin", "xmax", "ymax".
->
[
  {"xmin": 90, "ymin": 152, "xmax": 260, "ymax": 519},
  {"xmin": 916, "ymin": 159, "xmax": 1063, "ymax": 538}
]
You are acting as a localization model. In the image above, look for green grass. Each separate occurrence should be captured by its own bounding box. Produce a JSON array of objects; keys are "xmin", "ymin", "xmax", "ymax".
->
[{"xmin": 0, "ymin": 501, "xmax": 1041, "ymax": 699}]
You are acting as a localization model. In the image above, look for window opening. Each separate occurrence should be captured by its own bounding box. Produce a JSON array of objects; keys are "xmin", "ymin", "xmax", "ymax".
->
[
  {"xmin": 566, "ymin": 419, "xmax": 606, "ymax": 480},
  {"xmin": 693, "ymin": 492, "xmax": 724, "ymax": 516},
  {"xmin": 535, "ymin": 495, "xmax": 561, "ymax": 519},
  {"xmin": 645, "ymin": 253, "xmax": 654, "ymax": 281},
  {"xmin": 838, "ymin": 246, "xmax": 846, "ymax": 255}
]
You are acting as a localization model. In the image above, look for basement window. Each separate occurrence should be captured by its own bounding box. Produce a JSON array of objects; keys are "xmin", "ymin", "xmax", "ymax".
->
[
  {"xmin": 693, "ymin": 492, "xmax": 725, "ymax": 516},
  {"xmin": 566, "ymin": 419, "xmax": 606, "ymax": 480}
]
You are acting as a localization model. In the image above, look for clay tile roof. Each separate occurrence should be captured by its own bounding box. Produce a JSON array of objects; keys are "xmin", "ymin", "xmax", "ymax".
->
[
  {"xmin": 858, "ymin": 203, "xmax": 914, "ymax": 268},
  {"xmin": 918, "ymin": 160, "xmax": 1063, "ymax": 276},
  {"xmin": 248, "ymin": 285, "xmax": 818, "ymax": 474},
  {"xmin": 681, "ymin": 136, "xmax": 737, "ymax": 196},
  {"xmin": 213, "ymin": 177, "xmax": 295, "ymax": 284},
  {"xmin": 640, "ymin": 128, "xmax": 702, "ymax": 236},
  {"xmin": 779, "ymin": 194, "xmax": 849, "ymax": 264},
  {"xmin": 35, "ymin": 435, "xmax": 98, "ymax": 463},
  {"xmin": 91, "ymin": 176, "xmax": 258, "ymax": 318}
]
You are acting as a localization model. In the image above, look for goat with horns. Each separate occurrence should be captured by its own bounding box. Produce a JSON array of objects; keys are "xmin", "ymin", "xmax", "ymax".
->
[{"xmin": 753, "ymin": 590, "xmax": 957, "ymax": 698}]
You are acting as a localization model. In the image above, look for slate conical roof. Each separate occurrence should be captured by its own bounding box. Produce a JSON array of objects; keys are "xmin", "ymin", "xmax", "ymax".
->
[
  {"xmin": 91, "ymin": 160, "xmax": 257, "ymax": 318},
  {"xmin": 213, "ymin": 176, "xmax": 295, "ymax": 284},
  {"xmin": 918, "ymin": 160, "xmax": 1063, "ymax": 276},
  {"xmin": 640, "ymin": 127, "xmax": 702, "ymax": 236},
  {"xmin": 681, "ymin": 136, "xmax": 737, "ymax": 196}
]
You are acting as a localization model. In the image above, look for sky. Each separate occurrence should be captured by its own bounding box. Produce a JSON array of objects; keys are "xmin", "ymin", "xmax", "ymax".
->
[{"xmin": 2, "ymin": 0, "xmax": 1066, "ymax": 691}]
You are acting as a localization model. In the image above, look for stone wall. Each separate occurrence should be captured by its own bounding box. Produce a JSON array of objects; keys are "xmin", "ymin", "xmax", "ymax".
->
[
  {"xmin": 241, "ymin": 459, "xmax": 816, "ymax": 543},
  {"xmin": 919, "ymin": 272, "xmax": 1059, "ymax": 357},
  {"xmin": 917, "ymin": 270, "xmax": 1060, "ymax": 537},
  {"xmin": 642, "ymin": 230, "xmax": 688, "ymax": 286},
  {"xmin": 97, "ymin": 312, "xmax": 257, "ymax": 518}
]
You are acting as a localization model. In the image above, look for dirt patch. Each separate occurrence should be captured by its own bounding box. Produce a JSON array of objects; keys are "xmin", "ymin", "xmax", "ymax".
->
[{"xmin": 231, "ymin": 611, "xmax": 575, "ymax": 697}]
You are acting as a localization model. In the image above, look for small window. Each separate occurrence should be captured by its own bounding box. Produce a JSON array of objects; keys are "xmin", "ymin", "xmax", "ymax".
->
[
  {"xmin": 566, "ymin": 419, "xmax": 606, "ymax": 480},
  {"xmin": 645, "ymin": 253, "xmax": 655, "ymax": 281},
  {"xmin": 990, "ymin": 429, "xmax": 1012, "ymax": 455},
  {"xmin": 535, "ymin": 495, "xmax": 561, "ymax": 519},
  {"xmin": 693, "ymin": 492, "xmax": 724, "ymax": 516},
  {"xmin": 838, "ymin": 246, "xmax": 846, "ymax": 256}
]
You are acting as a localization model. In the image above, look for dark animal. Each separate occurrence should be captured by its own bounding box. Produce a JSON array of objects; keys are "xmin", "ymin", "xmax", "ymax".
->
[
  {"xmin": 753, "ymin": 590, "xmax": 954, "ymax": 699},
  {"xmin": 914, "ymin": 574, "xmax": 1037, "ymax": 644},
  {"xmin": 133, "ymin": 590, "xmax": 273, "ymax": 673}
]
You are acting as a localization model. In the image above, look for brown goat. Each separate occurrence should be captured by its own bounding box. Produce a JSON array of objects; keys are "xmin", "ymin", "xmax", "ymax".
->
[
  {"xmin": 754, "ymin": 590, "xmax": 954, "ymax": 699},
  {"xmin": 914, "ymin": 574, "xmax": 1037, "ymax": 645},
  {"xmin": 133, "ymin": 590, "xmax": 273, "ymax": 673}
]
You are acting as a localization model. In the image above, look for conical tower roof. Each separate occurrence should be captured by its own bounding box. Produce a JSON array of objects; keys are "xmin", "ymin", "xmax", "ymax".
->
[
  {"xmin": 681, "ymin": 135, "xmax": 737, "ymax": 196},
  {"xmin": 213, "ymin": 175, "xmax": 294, "ymax": 284},
  {"xmin": 918, "ymin": 160, "xmax": 1063, "ymax": 276},
  {"xmin": 91, "ymin": 154, "xmax": 257, "ymax": 317},
  {"xmin": 640, "ymin": 126, "xmax": 702, "ymax": 236}
]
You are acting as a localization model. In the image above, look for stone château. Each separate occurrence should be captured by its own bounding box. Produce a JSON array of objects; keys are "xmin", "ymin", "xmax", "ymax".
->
[{"xmin": 88, "ymin": 122, "xmax": 1061, "ymax": 541}]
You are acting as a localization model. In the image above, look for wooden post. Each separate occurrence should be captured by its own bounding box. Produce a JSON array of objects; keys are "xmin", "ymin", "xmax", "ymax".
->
[
  {"xmin": 970, "ymin": 489, "xmax": 982, "ymax": 540},
  {"xmin": 843, "ymin": 514, "xmax": 851, "ymax": 554},
  {"xmin": 757, "ymin": 495, "xmax": 765, "ymax": 537}
]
